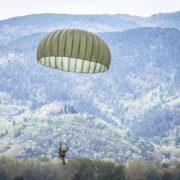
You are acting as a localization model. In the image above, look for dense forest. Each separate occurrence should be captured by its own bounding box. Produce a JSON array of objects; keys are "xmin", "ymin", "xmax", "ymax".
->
[
  {"xmin": 0, "ymin": 12, "xmax": 180, "ymax": 166},
  {"xmin": 0, "ymin": 28, "xmax": 179, "ymax": 163},
  {"xmin": 0, "ymin": 156, "xmax": 180, "ymax": 180}
]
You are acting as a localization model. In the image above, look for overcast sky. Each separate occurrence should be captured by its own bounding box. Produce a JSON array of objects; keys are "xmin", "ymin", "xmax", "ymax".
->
[{"xmin": 1, "ymin": 0, "xmax": 180, "ymax": 20}]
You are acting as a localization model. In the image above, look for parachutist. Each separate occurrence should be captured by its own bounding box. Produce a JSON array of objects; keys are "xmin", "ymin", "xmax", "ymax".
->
[
  {"xmin": 37, "ymin": 29, "xmax": 111, "ymax": 165},
  {"xmin": 58, "ymin": 141, "xmax": 69, "ymax": 165}
]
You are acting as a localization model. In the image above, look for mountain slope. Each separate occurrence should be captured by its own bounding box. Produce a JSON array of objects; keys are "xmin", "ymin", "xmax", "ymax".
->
[
  {"xmin": 1, "ymin": 11, "xmax": 180, "ymax": 46},
  {"xmin": 0, "ymin": 13, "xmax": 138, "ymax": 45},
  {"xmin": 0, "ymin": 27, "xmax": 179, "ymax": 163},
  {"xmin": 0, "ymin": 27, "xmax": 179, "ymax": 125}
]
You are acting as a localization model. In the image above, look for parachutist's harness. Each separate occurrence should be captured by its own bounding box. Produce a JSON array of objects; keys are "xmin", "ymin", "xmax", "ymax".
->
[{"xmin": 59, "ymin": 150, "xmax": 66, "ymax": 157}]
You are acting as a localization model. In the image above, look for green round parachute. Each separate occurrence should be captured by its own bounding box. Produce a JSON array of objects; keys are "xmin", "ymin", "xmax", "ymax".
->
[{"xmin": 37, "ymin": 29, "xmax": 111, "ymax": 73}]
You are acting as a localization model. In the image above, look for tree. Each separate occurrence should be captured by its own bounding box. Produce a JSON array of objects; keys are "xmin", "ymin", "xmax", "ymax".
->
[
  {"xmin": 162, "ymin": 171, "xmax": 173, "ymax": 180},
  {"xmin": 145, "ymin": 162, "xmax": 161, "ymax": 180},
  {"xmin": 69, "ymin": 158, "xmax": 126, "ymax": 180},
  {"xmin": 14, "ymin": 176, "xmax": 24, "ymax": 180},
  {"xmin": 0, "ymin": 156, "xmax": 21, "ymax": 180},
  {"xmin": 70, "ymin": 158, "xmax": 96, "ymax": 180},
  {"xmin": 0, "ymin": 169, "xmax": 7, "ymax": 180},
  {"xmin": 126, "ymin": 160, "xmax": 146, "ymax": 180}
]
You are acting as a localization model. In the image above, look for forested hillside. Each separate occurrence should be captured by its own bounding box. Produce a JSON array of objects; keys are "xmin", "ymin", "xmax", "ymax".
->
[
  {"xmin": 0, "ymin": 13, "xmax": 180, "ymax": 164},
  {"xmin": 1, "ymin": 11, "xmax": 180, "ymax": 45}
]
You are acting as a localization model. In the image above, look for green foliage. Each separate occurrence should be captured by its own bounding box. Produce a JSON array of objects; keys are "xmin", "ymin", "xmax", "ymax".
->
[
  {"xmin": 145, "ymin": 162, "xmax": 161, "ymax": 180},
  {"xmin": 0, "ymin": 144, "xmax": 11, "ymax": 153},
  {"xmin": 0, "ymin": 108, "xmax": 158, "ymax": 163},
  {"xmin": 131, "ymin": 105, "xmax": 173, "ymax": 138},
  {"xmin": 14, "ymin": 176, "xmax": 23, "ymax": 180},
  {"xmin": 0, "ymin": 20, "xmax": 180, "ymax": 164},
  {"xmin": 0, "ymin": 168, "xmax": 7, "ymax": 180},
  {"xmin": 35, "ymin": 156, "xmax": 50, "ymax": 162},
  {"xmin": 173, "ymin": 163, "xmax": 180, "ymax": 180},
  {"xmin": 69, "ymin": 158, "xmax": 126, "ymax": 180},
  {"xmin": 162, "ymin": 171, "xmax": 173, "ymax": 180},
  {"xmin": 126, "ymin": 160, "xmax": 146, "ymax": 180},
  {"xmin": 0, "ymin": 129, "xmax": 8, "ymax": 138},
  {"xmin": 0, "ymin": 156, "xmax": 179, "ymax": 180},
  {"xmin": 0, "ymin": 156, "xmax": 21, "ymax": 179}
]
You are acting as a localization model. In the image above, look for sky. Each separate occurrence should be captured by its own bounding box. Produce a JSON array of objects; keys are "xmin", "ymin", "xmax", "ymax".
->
[{"xmin": 0, "ymin": 0, "xmax": 180, "ymax": 20}]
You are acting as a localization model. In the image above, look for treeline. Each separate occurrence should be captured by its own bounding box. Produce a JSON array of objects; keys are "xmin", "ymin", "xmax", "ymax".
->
[{"xmin": 0, "ymin": 156, "xmax": 180, "ymax": 180}]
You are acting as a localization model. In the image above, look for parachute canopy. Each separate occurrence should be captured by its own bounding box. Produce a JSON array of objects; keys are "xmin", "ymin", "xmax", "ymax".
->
[{"xmin": 37, "ymin": 29, "xmax": 111, "ymax": 73}]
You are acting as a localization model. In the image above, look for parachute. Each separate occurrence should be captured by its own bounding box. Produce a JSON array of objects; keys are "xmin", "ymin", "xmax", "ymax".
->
[{"xmin": 36, "ymin": 29, "xmax": 111, "ymax": 73}]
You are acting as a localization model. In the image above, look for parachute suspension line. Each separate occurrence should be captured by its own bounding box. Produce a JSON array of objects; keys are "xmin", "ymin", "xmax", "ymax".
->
[
  {"xmin": 54, "ymin": 84, "xmax": 72, "ymax": 151},
  {"xmin": 59, "ymin": 139, "xmax": 61, "ymax": 147},
  {"xmin": 52, "ymin": 76, "xmax": 73, "ymax": 153},
  {"xmin": 66, "ymin": 75, "xmax": 72, "ymax": 147},
  {"xmin": 54, "ymin": 116, "xmax": 62, "ymax": 148}
]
